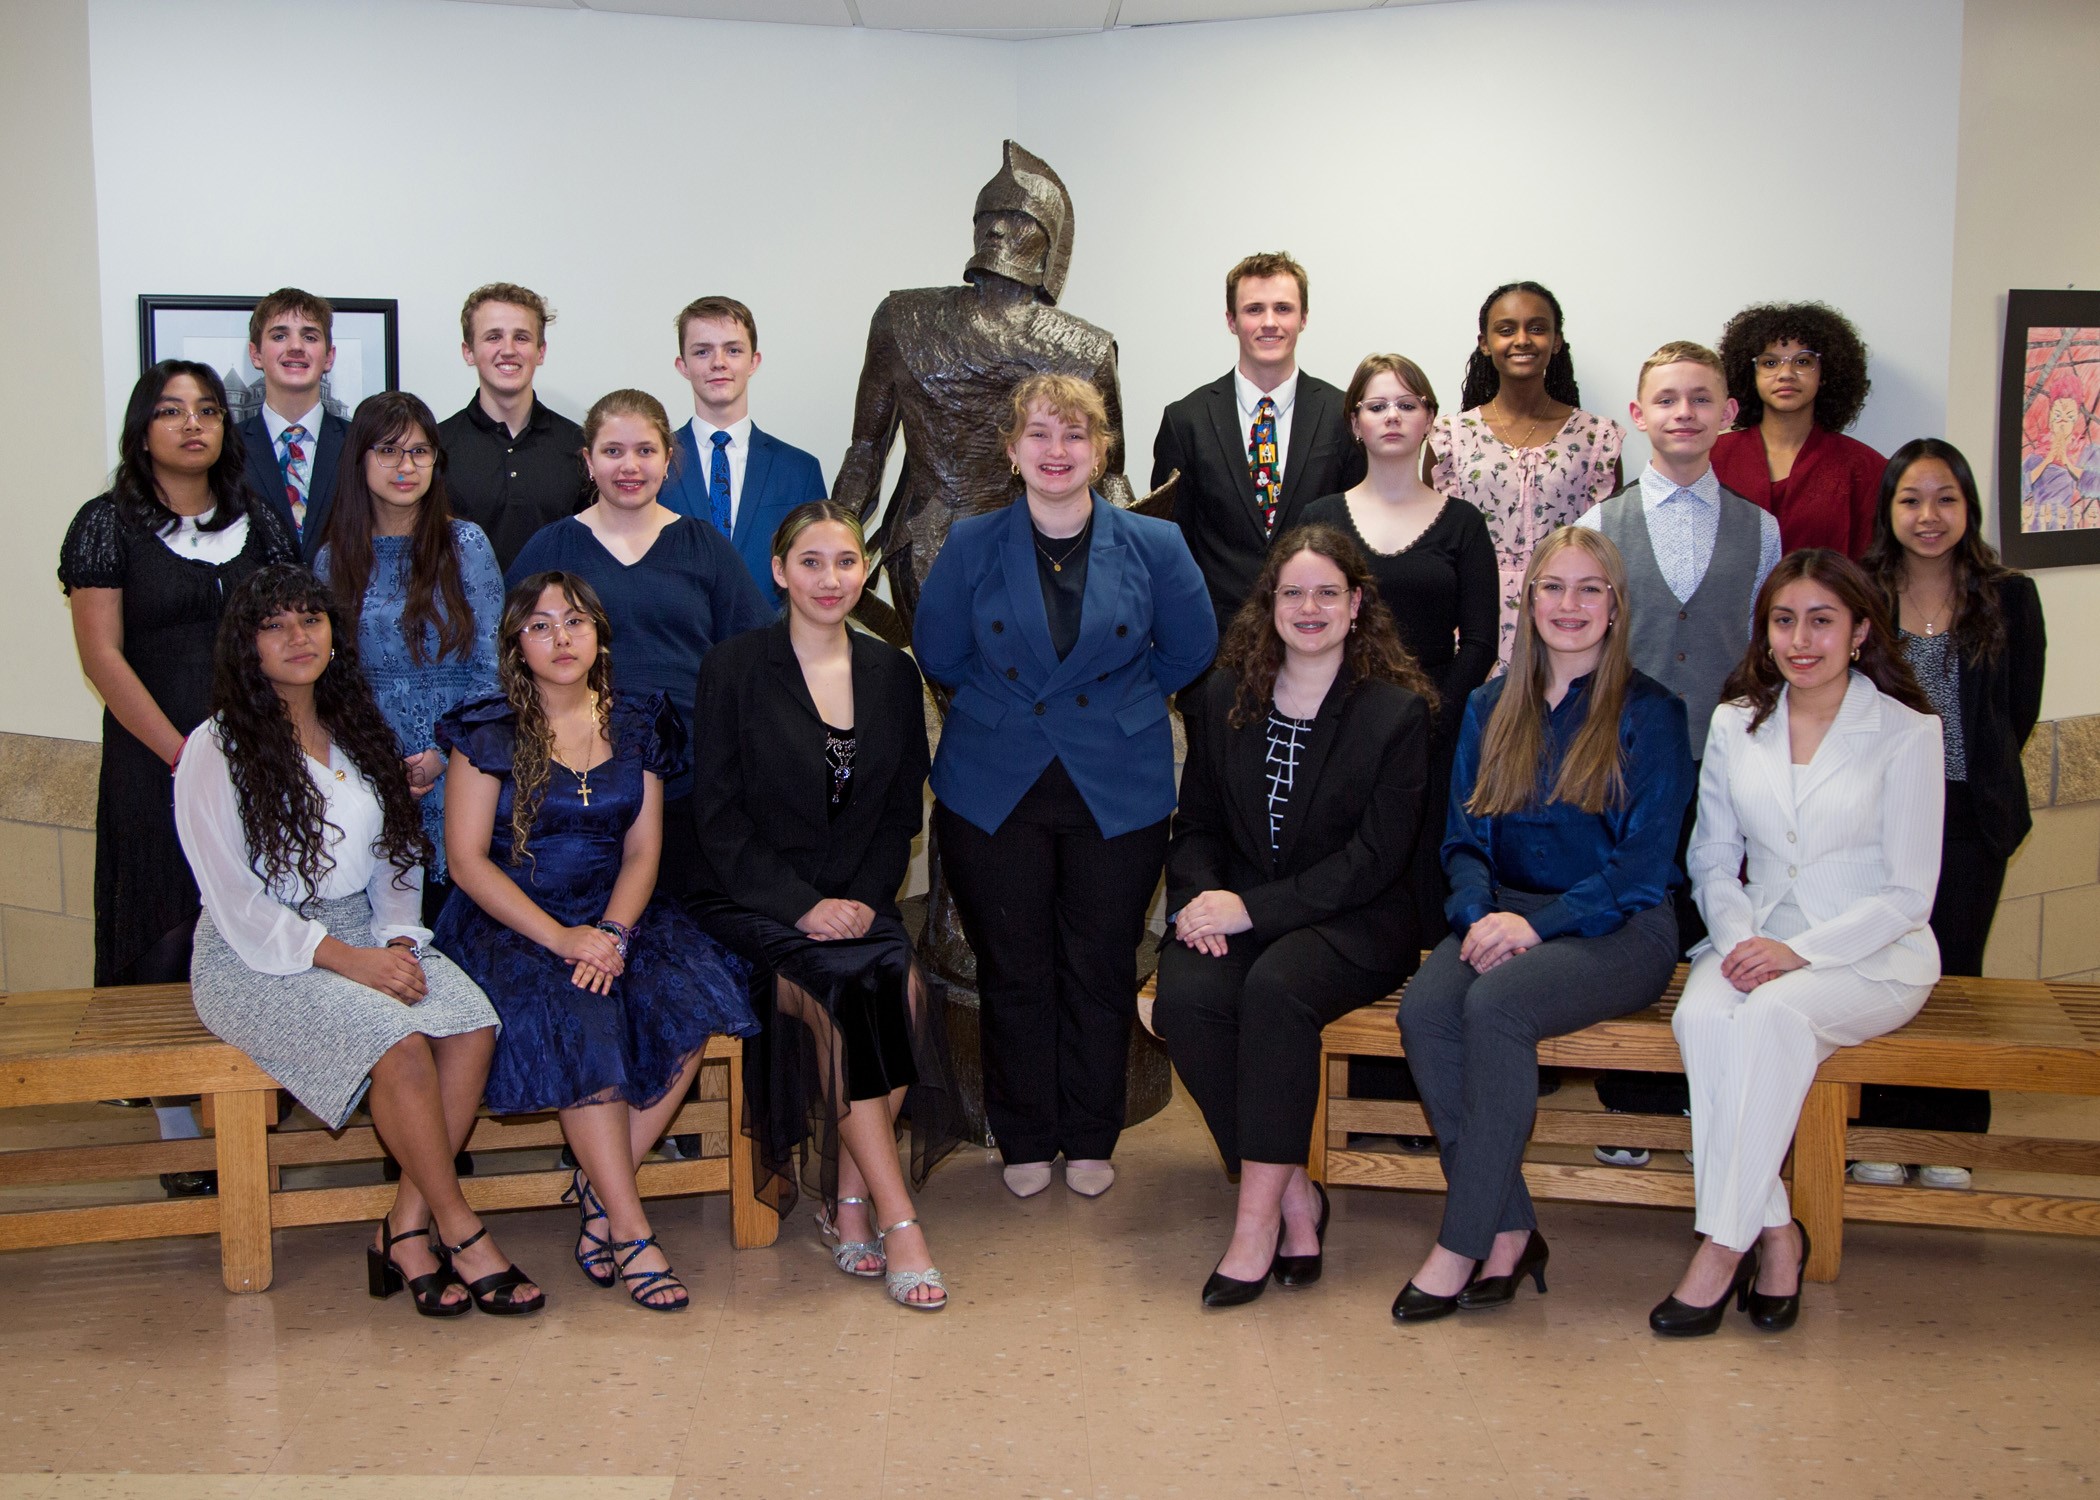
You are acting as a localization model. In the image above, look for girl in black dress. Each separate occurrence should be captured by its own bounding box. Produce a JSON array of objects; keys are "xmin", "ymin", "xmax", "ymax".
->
[
  {"xmin": 58, "ymin": 361, "xmax": 295, "ymax": 1195},
  {"xmin": 692, "ymin": 503, "xmax": 956, "ymax": 1311}
]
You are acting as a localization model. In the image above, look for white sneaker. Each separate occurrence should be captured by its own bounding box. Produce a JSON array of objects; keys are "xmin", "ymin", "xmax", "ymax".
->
[
  {"xmin": 1002, "ymin": 1162, "xmax": 1053, "ymax": 1198},
  {"xmin": 1848, "ymin": 1160, "xmax": 1908, "ymax": 1186},
  {"xmin": 1916, "ymin": 1164, "xmax": 1973, "ymax": 1190},
  {"xmin": 1594, "ymin": 1145, "xmax": 1651, "ymax": 1168}
]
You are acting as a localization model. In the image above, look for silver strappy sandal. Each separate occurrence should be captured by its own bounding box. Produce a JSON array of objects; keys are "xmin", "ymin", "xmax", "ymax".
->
[
  {"xmin": 878, "ymin": 1217, "xmax": 947, "ymax": 1311},
  {"xmin": 816, "ymin": 1196, "xmax": 885, "ymax": 1278}
]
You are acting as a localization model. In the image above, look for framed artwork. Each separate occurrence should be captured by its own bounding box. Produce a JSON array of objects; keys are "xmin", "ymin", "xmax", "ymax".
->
[
  {"xmin": 137, "ymin": 294, "xmax": 400, "ymax": 426},
  {"xmin": 1999, "ymin": 288, "xmax": 2100, "ymax": 568}
]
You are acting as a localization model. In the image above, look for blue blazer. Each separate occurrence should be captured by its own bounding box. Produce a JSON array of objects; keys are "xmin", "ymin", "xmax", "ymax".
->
[
  {"xmin": 659, "ymin": 421, "xmax": 828, "ymax": 598},
  {"xmin": 914, "ymin": 493, "xmax": 1217, "ymax": 839},
  {"xmin": 237, "ymin": 408, "xmax": 349, "ymax": 561}
]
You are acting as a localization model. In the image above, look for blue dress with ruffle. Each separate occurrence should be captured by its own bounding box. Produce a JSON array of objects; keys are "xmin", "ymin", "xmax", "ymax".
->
[{"xmin": 433, "ymin": 691, "xmax": 757, "ymax": 1114}]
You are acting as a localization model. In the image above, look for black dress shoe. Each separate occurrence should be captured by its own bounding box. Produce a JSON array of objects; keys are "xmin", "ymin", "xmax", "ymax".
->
[
  {"xmin": 1272, "ymin": 1182, "xmax": 1330, "ymax": 1288},
  {"xmin": 1397, "ymin": 1135, "xmax": 1438, "ymax": 1153},
  {"xmin": 1648, "ymin": 1247, "xmax": 1760, "ymax": 1337},
  {"xmin": 1202, "ymin": 1225, "xmax": 1282, "ymax": 1309},
  {"xmin": 1391, "ymin": 1277, "xmax": 1465, "ymax": 1323},
  {"xmin": 159, "ymin": 1170, "xmax": 217, "ymax": 1199},
  {"xmin": 1456, "ymin": 1230, "xmax": 1549, "ymax": 1310},
  {"xmin": 1746, "ymin": 1220, "xmax": 1809, "ymax": 1332}
]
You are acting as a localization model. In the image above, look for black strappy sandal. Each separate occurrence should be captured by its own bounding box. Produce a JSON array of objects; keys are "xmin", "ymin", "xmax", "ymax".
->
[
  {"xmin": 561, "ymin": 1169, "xmax": 617, "ymax": 1288},
  {"xmin": 438, "ymin": 1226, "xmax": 547, "ymax": 1316},
  {"xmin": 612, "ymin": 1234, "xmax": 689, "ymax": 1313},
  {"xmin": 367, "ymin": 1214, "xmax": 469, "ymax": 1318}
]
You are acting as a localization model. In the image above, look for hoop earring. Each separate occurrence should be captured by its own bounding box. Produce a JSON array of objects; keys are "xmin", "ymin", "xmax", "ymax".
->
[
  {"xmin": 1850, "ymin": 646, "xmax": 1860, "ymax": 662},
  {"xmin": 1011, "ymin": 463, "xmax": 1021, "ymax": 477}
]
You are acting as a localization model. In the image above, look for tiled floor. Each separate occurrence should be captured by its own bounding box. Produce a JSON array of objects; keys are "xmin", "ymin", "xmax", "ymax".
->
[{"xmin": 3, "ymin": 1086, "xmax": 2098, "ymax": 1499}]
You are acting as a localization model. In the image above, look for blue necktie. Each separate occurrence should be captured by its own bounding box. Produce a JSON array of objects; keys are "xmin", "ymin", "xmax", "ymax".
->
[{"xmin": 709, "ymin": 430, "xmax": 732, "ymax": 537}]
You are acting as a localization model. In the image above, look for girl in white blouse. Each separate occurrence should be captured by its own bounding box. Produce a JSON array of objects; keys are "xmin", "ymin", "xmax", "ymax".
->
[{"xmin": 175, "ymin": 564, "xmax": 540, "ymax": 1318}]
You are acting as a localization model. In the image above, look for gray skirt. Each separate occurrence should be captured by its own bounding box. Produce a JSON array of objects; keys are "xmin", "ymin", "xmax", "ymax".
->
[{"xmin": 190, "ymin": 893, "xmax": 500, "ymax": 1129}]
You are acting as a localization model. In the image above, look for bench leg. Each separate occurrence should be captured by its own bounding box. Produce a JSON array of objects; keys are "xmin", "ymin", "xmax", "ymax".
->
[
  {"xmin": 213, "ymin": 1088, "xmax": 274, "ymax": 1293},
  {"xmin": 1795, "ymin": 1080, "xmax": 1846, "ymax": 1283},
  {"xmin": 724, "ymin": 1043, "xmax": 778, "ymax": 1250},
  {"xmin": 1308, "ymin": 1050, "xmax": 1330, "ymax": 1185}
]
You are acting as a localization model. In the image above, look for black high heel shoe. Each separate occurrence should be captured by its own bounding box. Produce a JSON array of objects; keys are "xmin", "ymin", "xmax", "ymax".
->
[
  {"xmin": 1648, "ymin": 1246, "xmax": 1760, "ymax": 1337},
  {"xmin": 1392, "ymin": 1269, "xmax": 1473, "ymax": 1324},
  {"xmin": 1456, "ymin": 1230, "xmax": 1549, "ymax": 1310},
  {"xmin": 439, "ymin": 1226, "xmax": 546, "ymax": 1315},
  {"xmin": 1202, "ymin": 1223, "xmax": 1282, "ymax": 1309},
  {"xmin": 367, "ymin": 1215, "xmax": 468, "ymax": 1317},
  {"xmin": 562, "ymin": 1168, "xmax": 616, "ymax": 1288},
  {"xmin": 1272, "ymin": 1182, "xmax": 1330, "ymax": 1289},
  {"xmin": 1745, "ymin": 1220, "xmax": 1810, "ymax": 1332}
]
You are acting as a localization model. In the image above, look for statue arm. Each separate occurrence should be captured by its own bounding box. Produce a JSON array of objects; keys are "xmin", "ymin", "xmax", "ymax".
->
[
  {"xmin": 1094, "ymin": 339, "xmax": 1137, "ymax": 509},
  {"xmin": 834, "ymin": 305, "xmax": 902, "ymax": 532}
]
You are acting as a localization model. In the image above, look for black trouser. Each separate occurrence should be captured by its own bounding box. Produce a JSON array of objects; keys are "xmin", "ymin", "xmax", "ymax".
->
[
  {"xmin": 1594, "ymin": 781, "xmax": 1702, "ymax": 1117},
  {"xmin": 1156, "ymin": 928, "xmax": 1398, "ymax": 1172},
  {"xmin": 660, "ymin": 791, "xmax": 704, "ymax": 908},
  {"xmin": 1859, "ymin": 784, "xmax": 1997, "ymax": 1135},
  {"xmin": 936, "ymin": 761, "xmax": 1168, "ymax": 1165}
]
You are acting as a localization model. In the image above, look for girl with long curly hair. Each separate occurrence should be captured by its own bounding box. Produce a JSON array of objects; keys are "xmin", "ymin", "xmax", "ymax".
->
[
  {"xmin": 1154, "ymin": 524, "xmax": 1434, "ymax": 1308},
  {"xmin": 1712, "ymin": 301, "xmax": 1884, "ymax": 557},
  {"xmin": 434, "ymin": 571, "xmax": 756, "ymax": 1313},
  {"xmin": 1392, "ymin": 526, "xmax": 1694, "ymax": 1325},
  {"xmin": 174, "ymin": 564, "xmax": 538, "ymax": 1318},
  {"xmin": 1652, "ymin": 550, "xmax": 1940, "ymax": 1338}
]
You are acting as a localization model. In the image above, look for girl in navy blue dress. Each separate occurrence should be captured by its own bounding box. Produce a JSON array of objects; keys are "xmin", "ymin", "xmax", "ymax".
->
[{"xmin": 436, "ymin": 571, "xmax": 756, "ymax": 1311}]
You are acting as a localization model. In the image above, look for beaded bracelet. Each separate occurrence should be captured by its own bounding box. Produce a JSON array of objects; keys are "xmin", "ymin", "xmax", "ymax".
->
[{"xmin": 595, "ymin": 919, "xmax": 632, "ymax": 962}]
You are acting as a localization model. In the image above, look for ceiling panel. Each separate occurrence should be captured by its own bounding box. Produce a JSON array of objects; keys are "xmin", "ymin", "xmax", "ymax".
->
[
  {"xmin": 855, "ymin": 0, "xmax": 1114, "ymax": 29},
  {"xmin": 1119, "ymin": 0, "xmax": 1377, "ymax": 21},
  {"xmin": 577, "ymin": 0, "xmax": 852, "ymax": 18}
]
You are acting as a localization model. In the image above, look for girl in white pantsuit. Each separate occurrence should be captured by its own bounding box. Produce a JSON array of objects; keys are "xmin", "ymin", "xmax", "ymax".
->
[{"xmin": 1653, "ymin": 549, "xmax": 1943, "ymax": 1337}]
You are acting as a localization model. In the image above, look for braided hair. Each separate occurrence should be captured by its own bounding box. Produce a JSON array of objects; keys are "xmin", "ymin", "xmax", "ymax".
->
[{"xmin": 1458, "ymin": 281, "xmax": 1584, "ymax": 412}]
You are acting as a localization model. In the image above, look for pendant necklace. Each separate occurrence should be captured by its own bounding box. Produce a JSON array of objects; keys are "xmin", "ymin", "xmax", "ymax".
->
[
  {"xmin": 552, "ymin": 751, "xmax": 594, "ymax": 807},
  {"xmin": 1035, "ymin": 518, "xmax": 1091, "ymax": 574},
  {"xmin": 1495, "ymin": 400, "xmax": 1548, "ymax": 450}
]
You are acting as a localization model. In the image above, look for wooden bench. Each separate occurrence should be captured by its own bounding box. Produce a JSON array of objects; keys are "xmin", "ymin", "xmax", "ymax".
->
[
  {"xmin": 1309, "ymin": 971, "xmax": 2100, "ymax": 1282},
  {"xmin": 0, "ymin": 983, "xmax": 777, "ymax": 1293}
]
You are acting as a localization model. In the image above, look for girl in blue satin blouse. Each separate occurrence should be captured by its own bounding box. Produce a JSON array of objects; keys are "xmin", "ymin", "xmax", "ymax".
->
[{"xmin": 913, "ymin": 373, "xmax": 1216, "ymax": 1201}]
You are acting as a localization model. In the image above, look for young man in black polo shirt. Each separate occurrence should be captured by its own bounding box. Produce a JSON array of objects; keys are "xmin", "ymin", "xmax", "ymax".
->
[{"xmin": 437, "ymin": 282, "xmax": 589, "ymax": 570}]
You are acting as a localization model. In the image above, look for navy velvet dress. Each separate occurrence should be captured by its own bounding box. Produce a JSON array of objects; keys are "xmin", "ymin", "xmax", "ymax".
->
[{"xmin": 433, "ymin": 691, "xmax": 757, "ymax": 1114}]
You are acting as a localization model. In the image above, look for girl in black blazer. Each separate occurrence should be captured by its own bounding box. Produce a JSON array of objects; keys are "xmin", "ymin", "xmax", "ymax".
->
[
  {"xmin": 691, "ymin": 502, "xmax": 957, "ymax": 1311},
  {"xmin": 1855, "ymin": 439, "xmax": 2047, "ymax": 1180},
  {"xmin": 1154, "ymin": 523, "xmax": 1434, "ymax": 1308}
]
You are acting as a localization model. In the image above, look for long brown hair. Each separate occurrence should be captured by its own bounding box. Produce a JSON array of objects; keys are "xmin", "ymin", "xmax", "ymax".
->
[
  {"xmin": 496, "ymin": 571, "xmax": 614, "ymax": 866},
  {"xmin": 1467, "ymin": 527, "xmax": 1634, "ymax": 816},
  {"xmin": 1222, "ymin": 524, "xmax": 1435, "ymax": 730},
  {"xmin": 318, "ymin": 392, "xmax": 478, "ymax": 665},
  {"xmin": 1721, "ymin": 549, "xmax": 1930, "ymax": 734},
  {"xmin": 1861, "ymin": 438, "xmax": 2011, "ymax": 668}
]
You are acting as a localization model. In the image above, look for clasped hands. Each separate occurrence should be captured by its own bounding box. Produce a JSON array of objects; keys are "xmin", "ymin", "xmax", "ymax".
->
[
  {"xmin": 1718, "ymin": 936, "xmax": 1805, "ymax": 993},
  {"xmin": 403, "ymin": 747, "xmax": 446, "ymax": 799},
  {"xmin": 799, "ymin": 897, "xmax": 876, "ymax": 943},
  {"xmin": 556, "ymin": 925, "xmax": 627, "ymax": 995},
  {"xmin": 1173, "ymin": 890, "xmax": 1252, "ymax": 958},
  {"xmin": 1460, "ymin": 911, "xmax": 1541, "ymax": 973}
]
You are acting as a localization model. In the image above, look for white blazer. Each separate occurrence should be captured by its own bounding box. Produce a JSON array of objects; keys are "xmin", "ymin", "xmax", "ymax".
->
[{"xmin": 1689, "ymin": 672, "xmax": 1944, "ymax": 988}]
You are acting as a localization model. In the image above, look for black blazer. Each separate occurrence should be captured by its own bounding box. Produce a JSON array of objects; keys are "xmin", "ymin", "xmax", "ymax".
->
[
  {"xmin": 1151, "ymin": 371, "xmax": 1364, "ymax": 636},
  {"xmin": 1959, "ymin": 572, "xmax": 2047, "ymax": 860},
  {"xmin": 237, "ymin": 408, "xmax": 349, "ymax": 560},
  {"xmin": 691, "ymin": 619, "xmax": 932, "ymax": 926},
  {"xmin": 1167, "ymin": 669, "xmax": 1429, "ymax": 975}
]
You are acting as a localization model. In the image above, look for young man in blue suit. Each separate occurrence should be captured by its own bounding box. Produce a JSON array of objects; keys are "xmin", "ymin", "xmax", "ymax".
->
[
  {"xmin": 659, "ymin": 296, "xmax": 827, "ymax": 598},
  {"xmin": 236, "ymin": 287, "xmax": 349, "ymax": 558}
]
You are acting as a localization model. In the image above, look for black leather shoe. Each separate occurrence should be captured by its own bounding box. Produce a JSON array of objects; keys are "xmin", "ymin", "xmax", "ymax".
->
[
  {"xmin": 1272, "ymin": 1182, "xmax": 1330, "ymax": 1288},
  {"xmin": 1202, "ymin": 1224, "xmax": 1281, "ymax": 1309},
  {"xmin": 1648, "ymin": 1247, "xmax": 1759, "ymax": 1337},
  {"xmin": 1456, "ymin": 1231, "xmax": 1549, "ymax": 1310},
  {"xmin": 160, "ymin": 1170, "xmax": 217, "ymax": 1199},
  {"xmin": 1745, "ymin": 1220, "xmax": 1809, "ymax": 1332},
  {"xmin": 1391, "ymin": 1278, "xmax": 1465, "ymax": 1323}
]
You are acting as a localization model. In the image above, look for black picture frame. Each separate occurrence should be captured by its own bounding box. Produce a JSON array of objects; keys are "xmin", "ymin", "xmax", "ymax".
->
[
  {"xmin": 1998, "ymin": 288, "xmax": 2100, "ymax": 569},
  {"xmin": 137, "ymin": 294, "xmax": 401, "ymax": 427}
]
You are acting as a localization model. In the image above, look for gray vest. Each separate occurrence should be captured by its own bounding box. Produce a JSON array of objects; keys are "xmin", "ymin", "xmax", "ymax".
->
[{"xmin": 1592, "ymin": 482, "xmax": 1763, "ymax": 757}]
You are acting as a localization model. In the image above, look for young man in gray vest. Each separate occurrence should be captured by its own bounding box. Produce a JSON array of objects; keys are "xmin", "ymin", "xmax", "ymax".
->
[{"xmin": 1576, "ymin": 340, "xmax": 1781, "ymax": 1156}]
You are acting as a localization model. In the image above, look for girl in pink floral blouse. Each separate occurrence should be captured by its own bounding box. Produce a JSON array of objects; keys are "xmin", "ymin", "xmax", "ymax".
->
[{"xmin": 1433, "ymin": 282, "xmax": 1624, "ymax": 670}]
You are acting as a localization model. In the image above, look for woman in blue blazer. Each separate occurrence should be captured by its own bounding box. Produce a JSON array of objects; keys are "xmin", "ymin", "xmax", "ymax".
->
[{"xmin": 914, "ymin": 373, "xmax": 1216, "ymax": 1200}]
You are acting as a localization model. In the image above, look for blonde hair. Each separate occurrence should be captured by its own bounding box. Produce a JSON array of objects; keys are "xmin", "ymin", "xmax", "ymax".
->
[
  {"xmin": 1343, "ymin": 352, "xmax": 1440, "ymax": 486},
  {"xmin": 1466, "ymin": 527, "xmax": 1635, "ymax": 817},
  {"xmin": 771, "ymin": 499, "xmax": 865, "ymax": 564},
  {"xmin": 1636, "ymin": 339, "xmax": 1726, "ymax": 397},
  {"xmin": 999, "ymin": 373, "xmax": 1111, "ymax": 476}
]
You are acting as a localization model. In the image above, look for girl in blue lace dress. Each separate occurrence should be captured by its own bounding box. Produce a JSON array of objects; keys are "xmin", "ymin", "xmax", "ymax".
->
[
  {"xmin": 314, "ymin": 392, "xmax": 502, "ymax": 918},
  {"xmin": 435, "ymin": 571, "xmax": 756, "ymax": 1311}
]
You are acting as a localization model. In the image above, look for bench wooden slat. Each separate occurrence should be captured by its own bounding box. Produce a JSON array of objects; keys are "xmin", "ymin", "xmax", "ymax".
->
[
  {"xmin": 1326, "ymin": 1150, "xmax": 1697, "ymax": 1209},
  {"xmin": 1843, "ymin": 1181, "xmax": 2100, "ymax": 1236},
  {"xmin": 268, "ymin": 1158, "xmax": 732, "ymax": 1230}
]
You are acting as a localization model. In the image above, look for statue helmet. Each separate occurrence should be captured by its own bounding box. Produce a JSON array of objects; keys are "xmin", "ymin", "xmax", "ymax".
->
[{"xmin": 966, "ymin": 139, "xmax": 1075, "ymax": 305}]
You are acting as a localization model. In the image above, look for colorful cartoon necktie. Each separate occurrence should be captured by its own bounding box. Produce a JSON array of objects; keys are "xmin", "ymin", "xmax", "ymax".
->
[
  {"xmin": 709, "ymin": 430, "xmax": 733, "ymax": 537},
  {"xmin": 1248, "ymin": 396, "xmax": 1281, "ymax": 535},
  {"xmin": 279, "ymin": 424, "xmax": 310, "ymax": 533}
]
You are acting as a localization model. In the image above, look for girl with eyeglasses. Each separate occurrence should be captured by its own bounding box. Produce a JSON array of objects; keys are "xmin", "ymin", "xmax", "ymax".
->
[
  {"xmin": 1392, "ymin": 526, "xmax": 1693, "ymax": 1324},
  {"xmin": 58, "ymin": 361, "xmax": 296, "ymax": 1198},
  {"xmin": 1712, "ymin": 302, "xmax": 1884, "ymax": 557},
  {"xmin": 315, "ymin": 392, "xmax": 503, "ymax": 923}
]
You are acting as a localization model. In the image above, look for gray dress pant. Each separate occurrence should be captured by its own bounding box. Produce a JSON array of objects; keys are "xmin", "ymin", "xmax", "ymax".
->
[{"xmin": 1399, "ymin": 890, "xmax": 1678, "ymax": 1260}]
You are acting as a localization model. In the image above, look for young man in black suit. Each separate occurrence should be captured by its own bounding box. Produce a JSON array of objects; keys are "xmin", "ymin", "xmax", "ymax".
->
[
  {"xmin": 1151, "ymin": 251, "xmax": 1363, "ymax": 638},
  {"xmin": 236, "ymin": 287, "xmax": 349, "ymax": 558}
]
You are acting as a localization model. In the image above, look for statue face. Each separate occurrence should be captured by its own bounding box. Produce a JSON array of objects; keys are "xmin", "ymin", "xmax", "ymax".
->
[{"xmin": 970, "ymin": 210, "xmax": 1050, "ymax": 286}]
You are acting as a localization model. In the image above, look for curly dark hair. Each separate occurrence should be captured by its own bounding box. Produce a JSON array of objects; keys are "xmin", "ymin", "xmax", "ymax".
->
[
  {"xmin": 1720, "ymin": 550, "xmax": 1929, "ymax": 735},
  {"xmin": 1717, "ymin": 301, "xmax": 1872, "ymax": 432},
  {"xmin": 112, "ymin": 360, "xmax": 259, "ymax": 535},
  {"xmin": 210, "ymin": 564, "xmax": 429, "ymax": 904},
  {"xmin": 1458, "ymin": 281, "xmax": 1584, "ymax": 412},
  {"xmin": 1221, "ymin": 523, "xmax": 1436, "ymax": 730},
  {"xmin": 496, "ymin": 572, "xmax": 615, "ymax": 866},
  {"xmin": 1862, "ymin": 438, "xmax": 2013, "ymax": 667}
]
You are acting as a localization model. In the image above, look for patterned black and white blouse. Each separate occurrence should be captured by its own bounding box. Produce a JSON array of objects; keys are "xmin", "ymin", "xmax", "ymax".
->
[
  {"xmin": 1263, "ymin": 710, "xmax": 1314, "ymax": 853},
  {"xmin": 1899, "ymin": 631, "xmax": 1966, "ymax": 781}
]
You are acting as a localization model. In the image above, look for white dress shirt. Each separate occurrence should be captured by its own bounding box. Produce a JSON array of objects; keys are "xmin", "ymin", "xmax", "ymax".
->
[
  {"xmin": 263, "ymin": 400, "xmax": 326, "ymax": 473},
  {"xmin": 1234, "ymin": 367, "xmax": 1298, "ymax": 489},
  {"xmin": 687, "ymin": 414, "xmax": 754, "ymax": 529},
  {"xmin": 1577, "ymin": 461, "xmax": 1781, "ymax": 617}
]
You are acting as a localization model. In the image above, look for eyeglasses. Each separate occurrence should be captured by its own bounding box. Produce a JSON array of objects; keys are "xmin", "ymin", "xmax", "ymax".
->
[
  {"xmin": 1754, "ymin": 352, "xmax": 1821, "ymax": 374},
  {"xmin": 1531, "ymin": 579, "xmax": 1613, "ymax": 608},
  {"xmin": 1355, "ymin": 397, "xmax": 1427, "ymax": 418},
  {"xmin": 1276, "ymin": 585, "xmax": 1348, "ymax": 610},
  {"xmin": 520, "ymin": 613, "xmax": 595, "ymax": 641},
  {"xmin": 151, "ymin": 404, "xmax": 225, "ymax": 426},
  {"xmin": 371, "ymin": 442, "xmax": 437, "ymax": 468}
]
